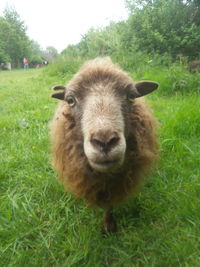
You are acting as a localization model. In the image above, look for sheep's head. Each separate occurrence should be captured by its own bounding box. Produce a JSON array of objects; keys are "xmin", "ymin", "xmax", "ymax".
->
[{"xmin": 52, "ymin": 59, "xmax": 158, "ymax": 173}]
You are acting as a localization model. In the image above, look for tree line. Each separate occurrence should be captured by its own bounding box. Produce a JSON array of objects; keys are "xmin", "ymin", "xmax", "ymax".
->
[
  {"xmin": 62, "ymin": 0, "xmax": 200, "ymax": 66},
  {"xmin": 0, "ymin": 7, "xmax": 58, "ymax": 68},
  {"xmin": 1, "ymin": 1, "xmax": 199, "ymax": 69}
]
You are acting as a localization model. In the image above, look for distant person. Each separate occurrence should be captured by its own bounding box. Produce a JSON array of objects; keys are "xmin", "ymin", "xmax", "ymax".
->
[{"xmin": 23, "ymin": 57, "xmax": 29, "ymax": 70}]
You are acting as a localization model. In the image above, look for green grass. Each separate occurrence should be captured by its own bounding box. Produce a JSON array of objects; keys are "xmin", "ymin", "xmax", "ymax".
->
[{"xmin": 0, "ymin": 67, "xmax": 200, "ymax": 266}]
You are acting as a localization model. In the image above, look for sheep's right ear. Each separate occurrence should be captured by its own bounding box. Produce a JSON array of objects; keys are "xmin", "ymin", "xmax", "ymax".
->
[
  {"xmin": 51, "ymin": 85, "xmax": 66, "ymax": 100},
  {"xmin": 134, "ymin": 81, "xmax": 159, "ymax": 97}
]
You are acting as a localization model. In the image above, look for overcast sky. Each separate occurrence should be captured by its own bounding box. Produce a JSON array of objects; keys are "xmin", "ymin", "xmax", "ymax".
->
[{"xmin": 0, "ymin": 0, "xmax": 128, "ymax": 52}]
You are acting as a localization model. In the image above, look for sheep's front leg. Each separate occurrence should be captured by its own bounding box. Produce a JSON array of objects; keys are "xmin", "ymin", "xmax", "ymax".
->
[{"xmin": 103, "ymin": 207, "xmax": 117, "ymax": 233}]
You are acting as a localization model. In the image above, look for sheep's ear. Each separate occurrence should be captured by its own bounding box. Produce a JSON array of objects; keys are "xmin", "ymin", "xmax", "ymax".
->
[
  {"xmin": 134, "ymin": 81, "xmax": 159, "ymax": 97},
  {"xmin": 51, "ymin": 85, "xmax": 66, "ymax": 100}
]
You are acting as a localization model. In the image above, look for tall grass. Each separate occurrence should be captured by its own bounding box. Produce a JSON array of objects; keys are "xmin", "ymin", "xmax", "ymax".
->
[
  {"xmin": 0, "ymin": 66, "xmax": 200, "ymax": 266},
  {"xmin": 45, "ymin": 53, "xmax": 200, "ymax": 96},
  {"xmin": 133, "ymin": 64, "xmax": 200, "ymax": 96},
  {"xmin": 45, "ymin": 55, "xmax": 84, "ymax": 78}
]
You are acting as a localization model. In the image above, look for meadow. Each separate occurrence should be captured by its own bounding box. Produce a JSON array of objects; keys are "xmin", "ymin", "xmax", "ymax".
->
[{"xmin": 0, "ymin": 65, "xmax": 200, "ymax": 266}]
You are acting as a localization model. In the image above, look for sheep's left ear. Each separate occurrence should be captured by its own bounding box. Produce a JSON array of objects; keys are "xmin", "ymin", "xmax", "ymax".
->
[
  {"xmin": 134, "ymin": 81, "xmax": 159, "ymax": 97},
  {"xmin": 51, "ymin": 85, "xmax": 66, "ymax": 100}
]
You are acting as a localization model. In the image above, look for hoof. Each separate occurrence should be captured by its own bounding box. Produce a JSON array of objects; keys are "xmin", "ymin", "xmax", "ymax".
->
[{"xmin": 103, "ymin": 214, "xmax": 117, "ymax": 234}]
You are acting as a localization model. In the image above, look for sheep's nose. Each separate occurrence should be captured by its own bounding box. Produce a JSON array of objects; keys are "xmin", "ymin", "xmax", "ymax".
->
[{"xmin": 90, "ymin": 131, "xmax": 120, "ymax": 153}]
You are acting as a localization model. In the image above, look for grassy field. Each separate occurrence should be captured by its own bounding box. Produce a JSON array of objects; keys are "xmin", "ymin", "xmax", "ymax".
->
[{"xmin": 0, "ymin": 67, "xmax": 200, "ymax": 266}]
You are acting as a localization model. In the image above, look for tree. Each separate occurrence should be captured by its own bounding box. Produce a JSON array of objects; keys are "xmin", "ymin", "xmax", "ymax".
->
[
  {"xmin": 42, "ymin": 46, "xmax": 58, "ymax": 63},
  {"xmin": 0, "ymin": 7, "xmax": 31, "ymax": 66},
  {"xmin": 0, "ymin": 18, "xmax": 11, "ymax": 62},
  {"xmin": 0, "ymin": 7, "xmax": 45, "ymax": 67},
  {"xmin": 125, "ymin": 0, "xmax": 200, "ymax": 59},
  {"xmin": 59, "ymin": 0, "xmax": 200, "ymax": 63},
  {"xmin": 29, "ymin": 40, "xmax": 43, "ymax": 64}
]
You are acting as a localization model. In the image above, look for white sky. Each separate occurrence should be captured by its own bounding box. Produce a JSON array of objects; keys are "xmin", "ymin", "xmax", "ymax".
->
[{"xmin": 0, "ymin": 0, "xmax": 128, "ymax": 52}]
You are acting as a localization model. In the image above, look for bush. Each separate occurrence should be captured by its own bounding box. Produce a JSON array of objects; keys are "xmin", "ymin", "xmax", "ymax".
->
[
  {"xmin": 132, "ymin": 63, "xmax": 200, "ymax": 96},
  {"xmin": 43, "ymin": 50, "xmax": 200, "ymax": 98},
  {"xmin": 44, "ymin": 55, "xmax": 84, "ymax": 78},
  {"xmin": 30, "ymin": 56, "xmax": 43, "ymax": 65},
  {"xmin": 0, "ymin": 48, "xmax": 11, "ymax": 63}
]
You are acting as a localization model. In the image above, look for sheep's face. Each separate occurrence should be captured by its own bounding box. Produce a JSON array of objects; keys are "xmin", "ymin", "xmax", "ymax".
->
[
  {"xmin": 81, "ymin": 85, "xmax": 127, "ymax": 172},
  {"xmin": 52, "ymin": 64, "xmax": 158, "ymax": 173}
]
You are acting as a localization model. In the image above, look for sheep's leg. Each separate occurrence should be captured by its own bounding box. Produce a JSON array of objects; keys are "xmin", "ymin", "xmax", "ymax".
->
[{"xmin": 103, "ymin": 207, "xmax": 117, "ymax": 233}]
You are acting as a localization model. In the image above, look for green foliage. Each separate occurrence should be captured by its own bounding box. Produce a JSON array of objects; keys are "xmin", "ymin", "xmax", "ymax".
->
[
  {"xmin": 0, "ymin": 67, "xmax": 200, "ymax": 266},
  {"xmin": 30, "ymin": 56, "xmax": 43, "ymax": 65},
  {"xmin": 28, "ymin": 40, "xmax": 43, "ymax": 64},
  {"xmin": 0, "ymin": 47, "xmax": 11, "ymax": 63},
  {"xmin": 44, "ymin": 55, "xmax": 83, "ymax": 78},
  {"xmin": 60, "ymin": 21, "xmax": 127, "ymax": 61},
  {"xmin": 3, "ymin": 6, "xmax": 27, "ymax": 35},
  {"xmin": 0, "ymin": 7, "xmax": 58, "ymax": 68},
  {"xmin": 1, "ymin": 7, "xmax": 31, "ymax": 65},
  {"xmin": 132, "ymin": 63, "xmax": 200, "ymax": 95},
  {"xmin": 61, "ymin": 0, "xmax": 200, "ymax": 65},
  {"xmin": 126, "ymin": 0, "xmax": 200, "ymax": 59},
  {"xmin": 0, "ymin": 18, "xmax": 12, "ymax": 62}
]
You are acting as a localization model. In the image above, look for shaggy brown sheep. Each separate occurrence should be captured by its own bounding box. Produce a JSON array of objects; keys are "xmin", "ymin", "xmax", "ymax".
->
[{"xmin": 50, "ymin": 57, "xmax": 159, "ymax": 233}]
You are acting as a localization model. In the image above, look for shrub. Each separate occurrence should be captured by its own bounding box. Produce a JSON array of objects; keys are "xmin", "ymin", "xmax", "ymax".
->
[{"xmin": 44, "ymin": 55, "xmax": 84, "ymax": 78}]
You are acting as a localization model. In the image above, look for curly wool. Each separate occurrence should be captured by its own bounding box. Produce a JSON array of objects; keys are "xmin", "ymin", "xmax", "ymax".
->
[{"xmin": 51, "ymin": 99, "xmax": 158, "ymax": 209}]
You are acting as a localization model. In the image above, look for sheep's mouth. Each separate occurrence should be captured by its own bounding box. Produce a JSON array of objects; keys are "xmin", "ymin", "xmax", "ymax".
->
[
  {"xmin": 89, "ymin": 159, "xmax": 122, "ymax": 172},
  {"xmin": 96, "ymin": 160, "xmax": 116, "ymax": 165}
]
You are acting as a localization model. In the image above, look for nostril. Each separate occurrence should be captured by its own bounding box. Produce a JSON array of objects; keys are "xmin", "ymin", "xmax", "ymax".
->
[
  {"xmin": 91, "ymin": 135, "xmax": 120, "ymax": 153},
  {"xmin": 91, "ymin": 138, "xmax": 106, "ymax": 151},
  {"xmin": 107, "ymin": 136, "xmax": 119, "ymax": 149}
]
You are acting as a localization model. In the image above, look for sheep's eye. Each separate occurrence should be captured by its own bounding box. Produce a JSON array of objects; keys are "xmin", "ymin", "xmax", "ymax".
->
[{"xmin": 66, "ymin": 96, "xmax": 76, "ymax": 107}]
